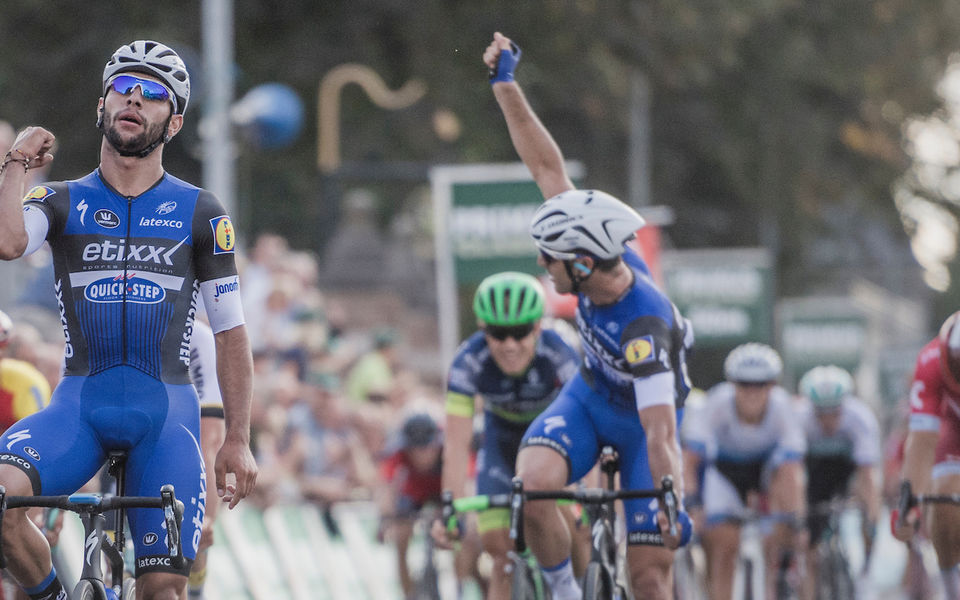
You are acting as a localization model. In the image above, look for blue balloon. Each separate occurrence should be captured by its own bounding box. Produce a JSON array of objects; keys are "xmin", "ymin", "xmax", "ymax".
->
[{"xmin": 232, "ymin": 83, "xmax": 304, "ymax": 149}]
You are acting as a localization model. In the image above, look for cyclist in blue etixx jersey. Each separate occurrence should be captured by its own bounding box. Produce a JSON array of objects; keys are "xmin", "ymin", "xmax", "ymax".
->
[
  {"xmin": 433, "ymin": 272, "xmax": 582, "ymax": 600},
  {"xmin": 484, "ymin": 33, "xmax": 693, "ymax": 600},
  {"xmin": 0, "ymin": 41, "xmax": 257, "ymax": 600},
  {"xmin": 682, "ymin": 344, "xmax": 806, "ymax": 600}
]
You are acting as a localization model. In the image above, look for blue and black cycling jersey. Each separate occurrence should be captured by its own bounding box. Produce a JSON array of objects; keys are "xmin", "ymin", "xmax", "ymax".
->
[
  {"xmin": 0, "ymin": 169, "xmax": 244, "ymax": 575},
  {"xmin": 22, "ymin": 169, "xmax": 240, "ymax": 383},
  {"xmin": 446, "ymin": 328, "xmax": 580, "ymax": 424}
]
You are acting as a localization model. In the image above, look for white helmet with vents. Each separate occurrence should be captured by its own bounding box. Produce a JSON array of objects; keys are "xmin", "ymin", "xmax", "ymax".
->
[
  {"xmin": 529, "ymin": 189, "xmax": 645, "ymax": 260},
  {"xmin": 724, "ymin": 343, "xmax": 783, "ymax": 383},
  {"xmin": 799, "ymin": 365, "xmax": 854, "ymax": 410},
  {"xmin": 103, "ymin": 40, "xmax": 191, "ymax": 115}
]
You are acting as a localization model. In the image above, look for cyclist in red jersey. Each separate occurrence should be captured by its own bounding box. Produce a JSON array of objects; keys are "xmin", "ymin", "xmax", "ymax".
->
[
  {"xmin": 378, "ymin": 412, "xmax": 444, "ymax": 599},
  {"xmin": 893, "ymin": 311, "xmax": 960, "ymax": 599}
]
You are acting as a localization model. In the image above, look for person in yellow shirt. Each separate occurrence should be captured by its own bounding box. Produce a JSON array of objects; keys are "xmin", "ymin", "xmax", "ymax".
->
[{"xmin": 0, "ymin": 309, "xmax": 50, "ymax": 432}]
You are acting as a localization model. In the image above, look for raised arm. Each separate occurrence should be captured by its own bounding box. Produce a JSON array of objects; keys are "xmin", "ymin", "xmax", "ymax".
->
[
  {"xmin": 484, "ymin": 32, "xmax": 575, "ymax": 200},
  {"xmin": 0, "ymin": 127, "xmax": 55, "ymax": 259}
]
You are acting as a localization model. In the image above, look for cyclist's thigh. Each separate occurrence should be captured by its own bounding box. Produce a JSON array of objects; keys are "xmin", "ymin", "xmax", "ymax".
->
[
  {"xmin": 477, "ymin": 414, "xmax": 526, "ymax": 495},
  {"xmin": 702, "ymin": 466, "xmax": 749, "ymax": 528},
  {"xmin": 928, "ymin": 468, "xmax": 960, "ymax": 566},
  {"xmin": 125, "ymin": 382, "xmax": 201, "ymax": 576},
  {"xmin": 0, "ymin": 377, "xmax": 104, "ymax": 495},
  {"xmin": 521, "ymin": 372, "xmax": 599, "ymax": 483}
]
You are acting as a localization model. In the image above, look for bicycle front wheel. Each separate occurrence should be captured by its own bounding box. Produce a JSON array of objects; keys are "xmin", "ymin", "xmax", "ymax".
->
[
  {"xmin": 122, "ymin": 577, "xmax": 136, "ymax": 600},
  {"xmin": 73, "ymin": 579, "xmax": 108, "ymax": 600},
  {"xmin": 582, "ymin": 562, "xmax": 611, "ymax": 600}
]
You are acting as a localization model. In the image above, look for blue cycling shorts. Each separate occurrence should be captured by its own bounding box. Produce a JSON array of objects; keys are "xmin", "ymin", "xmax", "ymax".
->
[
  {"xmin": 476, "ymin": 412, "xmax": 527, "ymax": 496},
  {"xmin": 0, "ymin": 366, "xmax": 204, "ymax": 576},
  {"xmin": 521, "ymin": 372, "xmax": 683, "ymax": 545}
]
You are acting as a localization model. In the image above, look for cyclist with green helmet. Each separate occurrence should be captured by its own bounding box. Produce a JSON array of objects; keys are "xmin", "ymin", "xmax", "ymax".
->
[
  {"xmin": 797, "ymin": 365, "xmax": 881, "ymax": 590},
  {"xmin": 433, "ymin": 272, "xmax": 580, "ymax": 600}
]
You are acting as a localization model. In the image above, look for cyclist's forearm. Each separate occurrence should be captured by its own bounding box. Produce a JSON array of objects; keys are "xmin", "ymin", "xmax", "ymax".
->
[
  {"xmin": 640, "ymin": 406, "xmax": 683, "ymax": 496},
  {"xmin": 214, "ymin": 325, "xmax": 254, "ymax": 443},
  {"xmin": 441, "ymin": 413, "xmax": 473, "ymax": 497},
  {"xmin": 492, "ymin": 81, "xmax": 575, "ymax": 200},
  {"xmin": 855, "ymin": 464, "xmax": 881, "ymax": 523},
  {"xmin": 901, "ymin": 429, "xmax": 938, "ymax": 494},
  {"xmin": 0, "ymin": 165, "xmax": 29, "ymax": 259},
  {"xmin": 200, "ymin": 416, "xmax": 226, "ymax": 521}
]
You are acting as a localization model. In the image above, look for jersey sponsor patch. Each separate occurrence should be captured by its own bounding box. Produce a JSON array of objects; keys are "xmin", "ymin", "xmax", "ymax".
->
[
  {"xmin": 84, "ymin": 274, "xmax": 166, "ymax": 304},
  {"xmin": 23, "ymin": 186, "xmax": 55, "ymax": 203},
  {"xmin": 94, "ymin": 209, "xmax": 120, "ymax": 229},
  {"xmin": 210, "ymin": 215, "xmax": 236, "ymax": 254},
  {"xmin": 624, "ymin": 335, "xmax": 655, "ymax": 365}
]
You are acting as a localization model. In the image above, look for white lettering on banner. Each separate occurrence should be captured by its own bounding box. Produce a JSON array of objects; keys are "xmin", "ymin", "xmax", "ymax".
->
[
  {"xmin": 55, "ymin": 279, "xmax": 74, "ymax": 358},
  {"xmin": 451, "ymin": 204, "xmax": 539, "ymax": 257},
  {"xmin": 782, "ymin": 323, "xmax": 864, "ymax": 358},
  {"xmin": 669, "ymin": 268, "xmax": 763, "ymax": 303},
  {"xmin": 686, "ymin": 306, "xmax": 751, "ymax": 337}
]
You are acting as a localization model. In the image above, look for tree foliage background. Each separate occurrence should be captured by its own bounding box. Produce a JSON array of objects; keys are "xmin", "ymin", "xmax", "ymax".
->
[{"xmin": 2, "ymin": 0, "xmax": 960, "ymax": 319}]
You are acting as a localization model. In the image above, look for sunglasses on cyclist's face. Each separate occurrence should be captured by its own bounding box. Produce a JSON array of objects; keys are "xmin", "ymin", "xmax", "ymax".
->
[
  {"xmin": 107, "ymin": 74, "xmax": 174, "ymax": 109},
  {"xmin": 484, "ymin": 323, "xmax": 535, "ymax": 341}
]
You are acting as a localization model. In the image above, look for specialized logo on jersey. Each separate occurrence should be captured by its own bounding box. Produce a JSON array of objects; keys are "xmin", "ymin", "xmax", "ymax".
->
[
  {"xmin": 624, "ymin": 335, "xmax": 655, "ymax": 365},
  {"xmin": 23, "ymin": 186, "xmax": 55, "ymax": 203},
  {"xmin": 84, "ymin": 273, "xmax": 166, "ymax": 304},
  {"xmin": 544, "ymin": 415, "xmax": 566, "ymax": 434},
  {"xmin": 5, "ymin": 429, "xmax": 31, "ymax": 450},
  {"xmin": 77, "ymin": 198, "xmax": 89, "ymax": 225},
  {"xmin": 156, "ymin": 201, "xmax": 177, "ymax": 215},
  {"xmin": 210, "ymin": 215, "xmax": 236, "ymax": 254},
  {"xmin": 94, "ymin": 209, "xmax": 120, "ymax": 229}
]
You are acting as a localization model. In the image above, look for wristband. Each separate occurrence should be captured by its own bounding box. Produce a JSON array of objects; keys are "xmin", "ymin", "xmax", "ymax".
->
[{"xmin": 489, "ymin": 42, "xmax": 522, "ymax": 84}]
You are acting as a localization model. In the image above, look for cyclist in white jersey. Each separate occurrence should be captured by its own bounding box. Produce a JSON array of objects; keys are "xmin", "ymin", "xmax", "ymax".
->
[
  {"xmin": 796, "ymin": 365, "xmax": 881, "ymax": 597},
  {"xmin": 184, "ymin": 319, "xmax": 225, "ymax": 600},
  {"xmin": 682, "ymin": 343, "xmax": 806, "ymax": 600}
]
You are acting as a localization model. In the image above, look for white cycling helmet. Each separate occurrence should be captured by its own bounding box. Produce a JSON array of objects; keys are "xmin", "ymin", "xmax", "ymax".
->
[
  {"xmin": 103, "ymin": 40, "xmax": 190, "ymax": 115},
  {"xmin": 724, "ymin": 343, "xmax": 783, "ymax": 384},
  {"xmin": 529, "ymin": 190, "xmax": 645, "ymax": 260},
  {"xmin": 799, "ymin": 365, "xmax": 853, "ymax": 410}
]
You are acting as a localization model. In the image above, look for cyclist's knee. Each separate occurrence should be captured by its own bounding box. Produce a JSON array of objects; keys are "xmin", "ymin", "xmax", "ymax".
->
[
  {"xmin": 516, "ymin": 446, "xmax": 567, "ymax": 491},
  {"xmin": 629, "ymin": 564, "xmax": 671, "ymax": 599},
  {"xmin": 135, "ymin": 572, "xmax": 186, "ymax": 600},
  {"xmin": 0, "ymin": 465, "xmax": 33, "ymax": 497}
]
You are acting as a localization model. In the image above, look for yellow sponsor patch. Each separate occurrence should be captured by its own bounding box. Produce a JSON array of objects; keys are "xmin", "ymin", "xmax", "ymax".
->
[
  {"xmin": 209, "ymin": 215, "xmax": 236, "ymax": 254},
  {"xmin": 23, "ymin": 186, "xmax": 55, "ymax": 203},
  {"xmin": 624, "ymin": 336, "xmax": 654, "ymax": 365}
]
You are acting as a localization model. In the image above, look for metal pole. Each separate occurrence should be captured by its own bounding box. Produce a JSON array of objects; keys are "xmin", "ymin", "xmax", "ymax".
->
[
  {"xmin": 628, "ymin": 68, "xmax": 652, "ymax": 207},
  {"xmin": 202, "ymin": 0, "xmax": 236, "ymax": 218}
]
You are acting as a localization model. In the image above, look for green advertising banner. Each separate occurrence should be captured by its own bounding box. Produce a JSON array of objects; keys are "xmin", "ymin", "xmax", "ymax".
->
[
  {"xmin": 431, "ymin": 163, "xmax": 583, "ymax": 364},
  {"xmin": 777, "ymin": 297, "xmax": 867, "ymax": 388},
  {"xmin": 661, "ymin": 248, "xmax": 774, "ymax": 348}
]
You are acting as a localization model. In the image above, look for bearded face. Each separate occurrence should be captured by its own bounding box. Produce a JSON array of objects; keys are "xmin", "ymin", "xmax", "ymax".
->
[{"xmin": 102, "ymin": 108, "xmax": 170, "ymax": 156}]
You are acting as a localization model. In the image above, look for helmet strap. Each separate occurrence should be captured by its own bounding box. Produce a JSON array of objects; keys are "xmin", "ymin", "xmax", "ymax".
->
[{"xmin": 563, "ymin": 259, "xmax": 592, "ymax": 294}]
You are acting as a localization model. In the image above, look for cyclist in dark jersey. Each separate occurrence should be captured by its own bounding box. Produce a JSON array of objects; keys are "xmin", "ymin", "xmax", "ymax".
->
[
  {"xmin": 435, "ymin": 271, "xmax": 581, "ymax": 600},
  {"xmin": 0, "ymin": 40, "xmax": 257, "ymax": 600}
]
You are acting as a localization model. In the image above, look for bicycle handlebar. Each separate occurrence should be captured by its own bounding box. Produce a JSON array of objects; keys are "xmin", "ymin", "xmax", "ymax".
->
[
  {"xmin": 898, "ymin": 480, "xmax": 960, "ymax": 526},
  {"xmin": 0, "ymin": 483, "xmax": 186, "ymax": 570}
]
